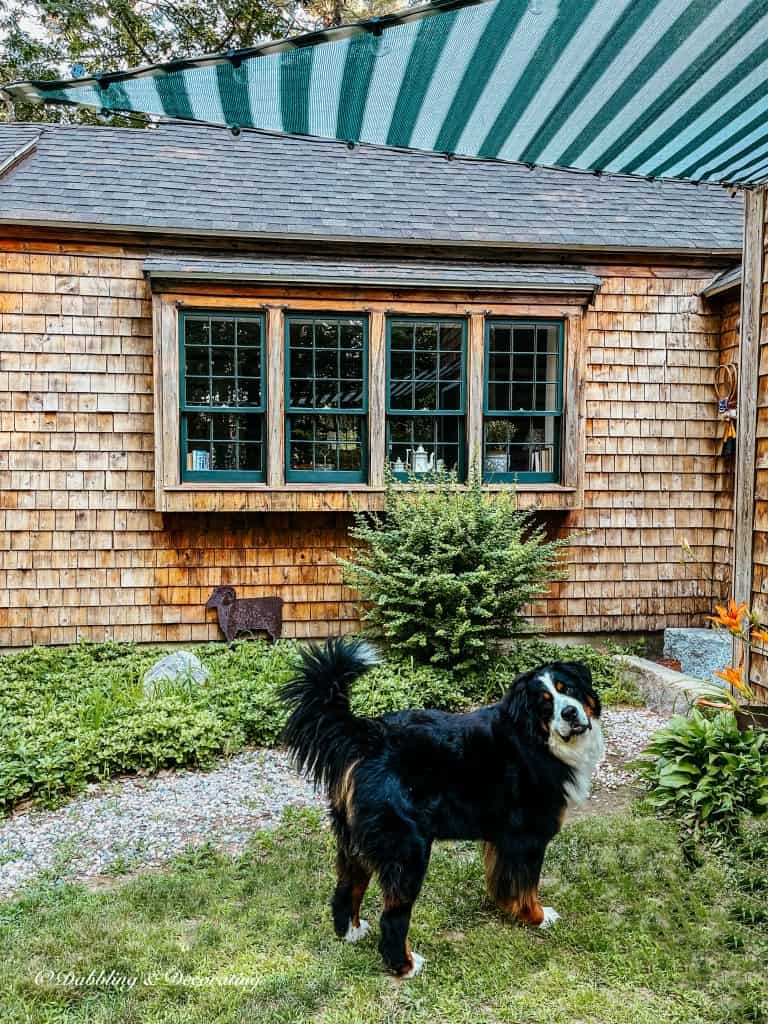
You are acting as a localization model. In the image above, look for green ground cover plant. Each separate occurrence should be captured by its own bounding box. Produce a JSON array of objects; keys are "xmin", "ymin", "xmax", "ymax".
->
[
  {"xmin": 0, "ymin": 637, "xmax": 635, "ymax": 813},
  {"xmin": 0, "ymin": 809, "xmax": 764, "ymax": 1024}
]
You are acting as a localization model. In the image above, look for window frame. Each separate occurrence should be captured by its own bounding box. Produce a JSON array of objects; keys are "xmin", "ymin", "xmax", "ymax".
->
[
  {"xmin": 284, "ymin": 311, "xmax": 370, "ymax": 484},
  {"xmin": 482, "ymin": 317, "xmax": 564, "ymax": 484},
  {"xmin": 385, "ymin": 315, "xmax": 468, "ymax": 482},
  {"xmin": 178, "ymin": 309, "xmax": 267, "ymax": 483}
]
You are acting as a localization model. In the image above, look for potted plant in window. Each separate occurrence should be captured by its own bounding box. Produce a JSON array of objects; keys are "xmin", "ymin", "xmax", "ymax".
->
[{"xmin": 484, "ymin": 420, "xmax": 515, "ymax": 474}]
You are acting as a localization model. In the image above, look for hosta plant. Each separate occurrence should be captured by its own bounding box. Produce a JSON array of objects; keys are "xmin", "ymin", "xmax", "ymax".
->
[{"xmin": 634, "ymin": 710, "xmax": 768, "ymax": 840}]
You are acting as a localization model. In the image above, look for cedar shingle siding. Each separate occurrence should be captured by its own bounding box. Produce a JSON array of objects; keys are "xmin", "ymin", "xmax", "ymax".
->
[{"xmin": 0, "ymin": 123, "xmax": 744, "ymax": 645}]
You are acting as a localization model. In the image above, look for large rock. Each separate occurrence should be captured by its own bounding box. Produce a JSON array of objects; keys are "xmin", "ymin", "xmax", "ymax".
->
[
  {"xmin": 142, "ymin": 651, "xmax": 209, "ymax": 695},
  {"xmin": 663, "ymin": 627, "xmax": 731, "ymax": 681},
  {"xmin": 617, "ymin": 656, "xmax": 704, "ymax": 715}
]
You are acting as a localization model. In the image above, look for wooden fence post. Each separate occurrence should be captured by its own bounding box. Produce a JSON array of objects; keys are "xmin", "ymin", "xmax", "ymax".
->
[{"xmin": 733, "ymin": 187, "xmax": 765, "ymax": 678}]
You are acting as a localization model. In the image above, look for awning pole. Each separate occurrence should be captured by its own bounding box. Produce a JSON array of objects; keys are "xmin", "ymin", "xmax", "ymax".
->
[{"xmin": 733, "ymin": 187, "xmax": 765, "ymax": 680}]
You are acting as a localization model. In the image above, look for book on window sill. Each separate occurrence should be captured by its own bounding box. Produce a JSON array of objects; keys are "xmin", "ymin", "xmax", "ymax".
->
[
  {"xmin": 530, "ymin": 447, "xmax": 553, "ymax": 474},
  {"xmin": 188, "ymin": 449, "xmax": 211, "ymax": 472}
]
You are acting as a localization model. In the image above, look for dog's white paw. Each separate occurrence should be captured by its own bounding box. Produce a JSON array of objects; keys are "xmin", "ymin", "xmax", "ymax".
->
[
  {"xmin": 344, "ymin": 919, "xmax": 370, "ymax": 943},
  {"xmin": 538, "ymin": 907, "xmax": 560, "ymax": 929},
  {"xmin": 399, "ymin": 951, "xmax": 425, "ymax": 979}
]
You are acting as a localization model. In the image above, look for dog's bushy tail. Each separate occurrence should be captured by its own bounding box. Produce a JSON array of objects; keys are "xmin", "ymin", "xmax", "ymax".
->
[{"xmin": 280, "ymin": 637, "xmax": 383, "ymax": 792}]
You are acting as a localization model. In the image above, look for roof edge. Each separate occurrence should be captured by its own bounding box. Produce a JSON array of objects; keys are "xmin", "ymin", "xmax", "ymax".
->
[
  {"xmin": 144, "ymin": 265, "xmax": 601, "ymax": 295},
  {"xmin": 0, "ymin": 216, "xmax": 744, "ymax": 259},
  {"xmin": 701, "ymin": 265, "xmax": 742, "ymax": 299}
]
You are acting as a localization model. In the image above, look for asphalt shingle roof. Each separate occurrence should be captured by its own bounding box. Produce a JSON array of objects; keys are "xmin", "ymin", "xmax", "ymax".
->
[
  {"xmin": 143, "ymin": 255, "xmax": 602, "ymax": 293},
  {"xmin": 0, "ymin": 122, "xmax": 745, "ymax": 253}
]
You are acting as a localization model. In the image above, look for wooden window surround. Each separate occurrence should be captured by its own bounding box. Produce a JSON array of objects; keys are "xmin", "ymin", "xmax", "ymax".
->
[{"xmin": 152, "ymin": 288, "xmax": 586, "ymax": 513}]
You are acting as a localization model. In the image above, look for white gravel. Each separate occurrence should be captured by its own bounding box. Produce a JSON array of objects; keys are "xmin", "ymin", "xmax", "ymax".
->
[
  {"xmin": 0, "ymin": 750, "xmax": 323, "ymax": 899},
  {"xmin": 0, "ymin": 708, "xmax": 665, "ymax": 900},
  {"xmin": 594, "ymin": 707, "xmax": 667, "ymax": 789}
]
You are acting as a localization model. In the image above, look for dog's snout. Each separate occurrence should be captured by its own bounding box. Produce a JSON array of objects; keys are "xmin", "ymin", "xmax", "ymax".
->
[{"xmin": 561, "ymin": 704, "xmax": 579, "ymax": 723}]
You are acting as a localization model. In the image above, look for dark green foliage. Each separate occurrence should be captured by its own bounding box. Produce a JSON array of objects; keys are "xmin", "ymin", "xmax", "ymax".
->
[
  {"xmin": 0, "ymin": 636, "xmax": 629, "ymax": 813},
  {"xmin": 340, "ymin": 471, "xmax": 570, "ymax": 672},
  {"xmin": 0, "ymin": 640, "xmax": 296, "ymax": 813},
  {"xmin": 634, "ymin": 710, "xmax": 768, "ymax": 840}
]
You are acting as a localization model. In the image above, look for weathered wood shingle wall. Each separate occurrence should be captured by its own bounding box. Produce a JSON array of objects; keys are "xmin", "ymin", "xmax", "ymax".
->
[
  {"xmin": 712, "ymin": 298, "xmax": 739, "ymax": 604},
  {"xmin": 539, "ymin": 268, "xmax": 727, "ymax": 634},
  {"xmin": 0, "ymin": 237, "xmax": 733, "ymax": 646}
]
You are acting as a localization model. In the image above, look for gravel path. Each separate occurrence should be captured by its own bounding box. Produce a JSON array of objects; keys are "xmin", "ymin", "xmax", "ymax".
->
[{"xmin": 0, "ymin": 707, "xmax": 665, "ymax": 900}]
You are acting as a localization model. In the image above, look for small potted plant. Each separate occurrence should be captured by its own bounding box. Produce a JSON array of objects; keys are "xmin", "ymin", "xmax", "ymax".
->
[
  {"xmin": 680, "ymin": 599, "xmax": 768, "ymax": 730},
  {"xmin": 484, "ymin": 420, "xmax": 515, "ymax": 474}
]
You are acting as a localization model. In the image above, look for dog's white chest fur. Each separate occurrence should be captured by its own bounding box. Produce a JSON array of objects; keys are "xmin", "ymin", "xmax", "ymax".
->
[{"xmin": 548, "ymin": 720, "xmax": 605, "ymax": 806}]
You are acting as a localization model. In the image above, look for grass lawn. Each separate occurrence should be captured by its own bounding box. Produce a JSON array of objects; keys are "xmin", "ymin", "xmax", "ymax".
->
[{"xmin": 1, "ymin": 809, "xmax": 764, "ymax": 1024}]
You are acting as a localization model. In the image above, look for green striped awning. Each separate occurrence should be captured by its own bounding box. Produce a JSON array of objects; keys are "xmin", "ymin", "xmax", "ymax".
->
[{"xmin": 6, "ymin": 0, "xmax": 768, "ymax": 185}]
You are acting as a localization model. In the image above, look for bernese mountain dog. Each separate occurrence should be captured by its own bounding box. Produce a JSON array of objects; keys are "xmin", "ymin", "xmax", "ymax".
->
[{"xmin": 281, "ymin": 637, "xmax": 605, "ymax": 979}]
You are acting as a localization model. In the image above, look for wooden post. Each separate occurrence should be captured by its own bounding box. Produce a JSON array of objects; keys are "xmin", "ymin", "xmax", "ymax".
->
[
  {"xmin": 562, "ymin": 310, "xmax": 586, "ymax": 494},
  {"xmin": 733, "ymin": 188, "xmax": 766, "ymax": 677},
  {"xmin": 368, "ymin": 311, "xmax": 386, "ymax": 486},
  {"xmin": 266, "ymin": 306, "xmax": 285, "ymax": 488},
  {"xmin": 152, "ymin": 293, "xmax": 165, "ymax": 511},
  {"xmin": 159, "ymin": 298, "xmax": 180, "ymax": 492},
  {"xmin": 467, "ymin": 313, "xmax": 485, "ymax": 475}
]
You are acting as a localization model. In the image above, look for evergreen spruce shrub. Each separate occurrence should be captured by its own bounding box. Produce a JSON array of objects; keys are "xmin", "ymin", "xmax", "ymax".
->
[{"xmin": 339, "ymin": 469, "xmax": 570, "ymax": 672}]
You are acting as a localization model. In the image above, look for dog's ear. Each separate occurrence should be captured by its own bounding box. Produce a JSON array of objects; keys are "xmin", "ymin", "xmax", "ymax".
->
[
  {"xmin": 556, "ymin": 661, "xmax": 601, "ymax": 718},
  {"xmin": 558, "ymin": 661, "xmax": 592, "ymax": 689},
  {"xmin": 504, "ymin": 669, "xmax": 541, "ymax": 742}
]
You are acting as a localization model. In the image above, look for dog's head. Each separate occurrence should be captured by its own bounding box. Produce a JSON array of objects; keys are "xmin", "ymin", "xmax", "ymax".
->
[{"xmin": 503, "ymin": 662, "xmax": 601, "ymax": 749}]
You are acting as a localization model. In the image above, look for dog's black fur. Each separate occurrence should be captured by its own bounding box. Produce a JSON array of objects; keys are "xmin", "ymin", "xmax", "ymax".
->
[{"xmin": 281, "ymin": 637, "xmax": 601, "ymax": 976}]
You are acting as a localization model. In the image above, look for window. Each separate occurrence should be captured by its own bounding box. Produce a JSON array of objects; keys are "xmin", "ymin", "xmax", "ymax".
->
[
  {"xmin": 386, "ymin": 317, "xmax": 466, "ymax": 480},
  {"xmin": 180, "ymin": 311, "xmax": 266, "ymax": 481},
  {"xmin": 484, "ymin": 319, "xmax": 563, "ymax": 483},
  {"xmin": 285, "ymin": 314, "xmax": 368, "ymax": 482}
]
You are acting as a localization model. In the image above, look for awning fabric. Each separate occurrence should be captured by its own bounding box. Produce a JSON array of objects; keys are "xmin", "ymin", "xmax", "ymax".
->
[{"xmin": 6, "ymin": 0, "xmax": 768, "ymax": 186}]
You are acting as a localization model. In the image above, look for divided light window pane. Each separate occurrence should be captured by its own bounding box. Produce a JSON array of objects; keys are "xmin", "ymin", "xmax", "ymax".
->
[
  {"xmin": 286, "ymin": 315, "xmax": 368, "ymax": 482},
  {"xmin": 386, "ymin": 318, "xmax": 465, "ymax": 480},
  {"xmin": 484, "ymin": 321, "xmax": 562, "ymax": 482},
  {"xmin": 180, "ymin": 312, "xmax": 265, "ymax": 480}
]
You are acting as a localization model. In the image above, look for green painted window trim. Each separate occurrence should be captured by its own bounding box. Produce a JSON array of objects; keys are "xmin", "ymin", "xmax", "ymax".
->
[
  {"xmin": 284, "ymin": 313, "xmax": 369, "ymax": 484},
  {"xmin": 179, "ymin": 309, "xmax": 266, "ymax": 483},
  {"xmin": 385, "ymin": 315, "xmax": 467, "ymax": 482},
  {"xmin": 483, "ymin": 318, "xmax": 564, "ymax": 484}
]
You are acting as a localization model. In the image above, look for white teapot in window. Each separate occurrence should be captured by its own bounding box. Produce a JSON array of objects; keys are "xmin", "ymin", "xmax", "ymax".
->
[{"xmin": 408, "ymin": 445, "xmax": 435, "ymax": 474}]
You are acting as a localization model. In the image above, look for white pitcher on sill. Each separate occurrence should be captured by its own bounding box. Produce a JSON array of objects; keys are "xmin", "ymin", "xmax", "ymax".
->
[{"xmin": 408, "ymin": 446, "xmax": 434, "ymax": 474}]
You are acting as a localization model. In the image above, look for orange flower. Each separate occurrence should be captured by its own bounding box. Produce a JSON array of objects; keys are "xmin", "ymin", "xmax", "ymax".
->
[
  {"xmin": 714, "ymin": 663, "xmax": 748, "ymax": 694},
  {"xmin": 751, "ymin": 628, "xmax": 768, "ymax": 646},
  {"xmin": 708, "ymin": 600, "xmax": 749, "ymax": 634}
]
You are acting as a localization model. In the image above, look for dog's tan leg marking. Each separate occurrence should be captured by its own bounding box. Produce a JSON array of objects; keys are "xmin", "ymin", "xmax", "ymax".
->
[{"xmin": 483, "ymin": 842, "xmax": 558, "ymax": 929}]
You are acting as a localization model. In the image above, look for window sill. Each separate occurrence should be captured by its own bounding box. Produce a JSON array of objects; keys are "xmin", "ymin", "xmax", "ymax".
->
[{"xmin": 157, "ymin": 483, "xmax": 580, "ymax": 513}]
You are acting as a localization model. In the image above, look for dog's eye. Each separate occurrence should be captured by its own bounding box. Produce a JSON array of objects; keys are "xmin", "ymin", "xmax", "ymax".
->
[
  {"xmin": 541, "ymin": 692, "xmax": 553, "ymax": 702},
  {"xmin": 554, "ymin": 681, "xmax": 565, "ymax": 693}
]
